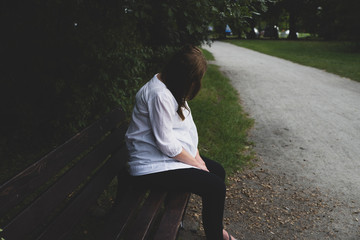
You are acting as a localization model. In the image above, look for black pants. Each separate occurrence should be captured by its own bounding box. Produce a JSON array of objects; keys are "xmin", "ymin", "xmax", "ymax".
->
[{"xmin": 131, "ymin": 156, "xmax": 226, "ymax": 240}]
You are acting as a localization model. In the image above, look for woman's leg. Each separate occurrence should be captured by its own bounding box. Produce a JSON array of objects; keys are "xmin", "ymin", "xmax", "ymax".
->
[
  {"xmin": 131, "ymin": 166, "xmax": 226, "ymax": 240},
  {"xmin": 201, "ymin": 156, "xmax": 226, "ymax": 181},
  {"xmin": 200, "ymin": 156, "xmax": 227, "ymax": 239}
]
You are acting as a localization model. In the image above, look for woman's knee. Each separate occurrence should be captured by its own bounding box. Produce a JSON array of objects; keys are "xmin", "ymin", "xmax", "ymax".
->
[
  {"xmin": 202, "ymin": 156, "xmax": 226, "ymax": 180},
  {"xmin": 216, "ymin": 164, "xmax": 226, "ymax": 181}
]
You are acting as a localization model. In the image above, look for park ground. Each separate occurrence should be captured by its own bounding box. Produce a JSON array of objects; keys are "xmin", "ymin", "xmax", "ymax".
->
[{"xmin": 179, "ymin": 41, "xmax": 360, "ymax": 240}]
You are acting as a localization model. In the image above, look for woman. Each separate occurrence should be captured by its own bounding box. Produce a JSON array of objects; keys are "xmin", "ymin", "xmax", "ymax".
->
[{"xmin": 125, "ymin": 46, "xmax": 237, "ymax": 240}]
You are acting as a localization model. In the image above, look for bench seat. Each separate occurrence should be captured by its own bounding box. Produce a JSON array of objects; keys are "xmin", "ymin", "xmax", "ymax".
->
[{"xmin": 0, "ymin": 107, "xmax": 190, "ymax": 240}]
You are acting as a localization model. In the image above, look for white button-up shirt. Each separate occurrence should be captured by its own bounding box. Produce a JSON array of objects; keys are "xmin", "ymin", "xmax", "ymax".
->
[{"xmin": 125, "ymin": 74, "xmax": 198, "ymax": 176}]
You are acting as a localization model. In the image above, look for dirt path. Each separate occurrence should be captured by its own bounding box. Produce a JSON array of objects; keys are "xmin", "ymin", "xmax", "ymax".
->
[{"xmin": 179, "ymin": 41, "xmax": 360, "ymax": 239}]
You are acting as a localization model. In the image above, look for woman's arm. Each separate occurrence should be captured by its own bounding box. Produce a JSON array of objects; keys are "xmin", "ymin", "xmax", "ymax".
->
[
  {"xmin": 195, "ymin": 149, "xmax": 208, "ymax": 171},
  {"xmin": 195, "ymin": 149, "xmax": 204, "ymax": 162},
  {"xmin": 174, "ymin": 148, "xmax": 209, "ymax": 172}
]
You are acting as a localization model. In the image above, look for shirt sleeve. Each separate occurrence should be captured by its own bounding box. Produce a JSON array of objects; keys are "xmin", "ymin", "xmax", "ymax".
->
[{"xmin": 148, "ymin": 92, "xmax": 183, "ymax": 157}]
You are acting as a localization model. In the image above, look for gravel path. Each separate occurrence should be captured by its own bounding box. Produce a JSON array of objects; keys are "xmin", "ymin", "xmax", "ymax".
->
[{"xmin": 179, "ymin": 41, "xmax": 360, "ymax": 239}]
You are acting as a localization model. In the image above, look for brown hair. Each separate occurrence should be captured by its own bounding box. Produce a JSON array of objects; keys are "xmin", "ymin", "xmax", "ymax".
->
[{"xmin": 161, "ymin": 46, "xmax": 207, "ymax": 120}]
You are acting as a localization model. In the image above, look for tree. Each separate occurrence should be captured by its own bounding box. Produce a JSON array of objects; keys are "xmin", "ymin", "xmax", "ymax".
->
[
  {"xmin": 317, "ymin": 0, "xmax": 360, "ymax": 41},
  {"xmin": 262, "ymin": 0, "xmax": 319, "ymax": 40},
  {"xmin": 211, "ymin": 0, "xmax": 266, "ymax": 39},
  {"xmin": 258, "ymin": 0, "xmax": 360, "ymax": 41}
]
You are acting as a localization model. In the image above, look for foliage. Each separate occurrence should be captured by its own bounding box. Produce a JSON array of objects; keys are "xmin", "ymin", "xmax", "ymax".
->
[
  {"xmin": 1, "ymin": 1, "xmax": 152, "ymax": 182},
  {"xmin": 130, "ymin": 0, "xmax": 214, "ymax": 46},
  {"xmin": 317, "ymin": 0, "xmax": 360, "ymax": 41},
  {"xmin": 210, "ymin": 0, "xmax": 267, "ymax": 39},
  {"xmin": 0, "ymin": 228, "xmax": 4, "ymax": 240},
  {"xmin": 257, "ymin": 0, "xmax": 360, "ymax": 41}
]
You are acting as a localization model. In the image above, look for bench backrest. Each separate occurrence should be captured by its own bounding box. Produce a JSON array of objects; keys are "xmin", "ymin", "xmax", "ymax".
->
[{"xmin": 0, "ymin": 107, "xmax": 128, "ymax": 240}]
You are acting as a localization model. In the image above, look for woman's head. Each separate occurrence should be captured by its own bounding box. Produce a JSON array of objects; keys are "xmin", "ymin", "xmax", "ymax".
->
[{"xmin": 161, "ymin": 45, "xmax": 207, "ymax": 120}]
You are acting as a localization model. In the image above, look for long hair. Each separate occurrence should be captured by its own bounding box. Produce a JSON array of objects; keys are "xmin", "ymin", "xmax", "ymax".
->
[{"xmin": 161, "ymin": 46, "xmax": 207, "ymax": 120}]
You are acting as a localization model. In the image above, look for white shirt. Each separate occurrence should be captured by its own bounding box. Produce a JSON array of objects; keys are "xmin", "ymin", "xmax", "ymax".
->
[{"xmin": 125, "ymin": 74, "xmax": 198, "ymax": 176}]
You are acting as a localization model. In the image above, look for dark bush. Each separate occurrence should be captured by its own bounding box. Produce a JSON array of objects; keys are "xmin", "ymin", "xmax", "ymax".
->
[{"xmin": 0, "ymin": 0, "xmax": 216, "ymax": 183}]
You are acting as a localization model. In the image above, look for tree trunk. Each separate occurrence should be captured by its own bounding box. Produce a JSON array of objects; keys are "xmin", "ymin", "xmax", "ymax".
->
[{"xmin": 288, "ymin": 11, "xmax": 298, "ymax": 40}]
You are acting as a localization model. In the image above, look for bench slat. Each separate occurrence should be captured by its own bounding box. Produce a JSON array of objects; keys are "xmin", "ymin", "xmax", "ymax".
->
[
  {"xmin": 123, "ymin": 190, "xmax": 167, "ymax": 240},
  {"xmin": 154, "ymin": 192, "xmax": 191, "ymax": 240},
  {"xmin": 100, "ymin": 188, "xmax": 147, "ymax": 240},
  {"xmin": 0, "ymin": 108, "xmax": 125, "ymax": 216},
  {"xmin": 36, "ymin": 149, "xmax": 124, "ymax": 240},
  {"xmin": 3, "ymin": 129, "xmax": 125, "ymax": 240}
]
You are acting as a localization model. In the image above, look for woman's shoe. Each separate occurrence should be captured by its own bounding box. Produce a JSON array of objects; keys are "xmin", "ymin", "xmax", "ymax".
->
[{"xmin": 225, "ymin": 230, "xmax": 238, "ymax": 240}]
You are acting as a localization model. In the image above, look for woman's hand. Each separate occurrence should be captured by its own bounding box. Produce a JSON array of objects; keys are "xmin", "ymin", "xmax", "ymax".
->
[
  {"xmin": 174, "ymin": 148, "xmax": 209, "ymax": 172},
  {"xmin": 197, "ymin": 160, "xmax": 209, "ymax": 172},
  {"xmin": 195, "ymin": 149, "xmax": 209, "ymax": 172}
]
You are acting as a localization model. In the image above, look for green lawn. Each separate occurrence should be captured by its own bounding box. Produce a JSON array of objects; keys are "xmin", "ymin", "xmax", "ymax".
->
[
  {"xmin": 202, "ymin": 47, "xmax": 215, "ymax": 61},
  {"xmin": 192, "ymin": 48, "xmax": 254, "ymax": 175},
  {"xmin": 226, "ymin": 40, "xmax": 360, "ymax": 82}
]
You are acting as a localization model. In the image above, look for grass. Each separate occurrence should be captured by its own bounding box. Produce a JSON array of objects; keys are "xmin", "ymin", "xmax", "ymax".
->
[
  {"xmin": 226, "ymin": 39, "xmax": 360, "ymax": 82},
  {"xmin": 192, "ymin": 48, "xmax": 254, "ymax": 175},
  {"xmin": 202, "ymin": 48, "xmax": 215, "ymax": 61}
]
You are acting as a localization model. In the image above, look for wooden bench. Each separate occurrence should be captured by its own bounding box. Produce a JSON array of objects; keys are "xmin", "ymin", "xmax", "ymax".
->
[{"xmin": 0, "ymin": 107, "xmax": 190, "ymax": 240}]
